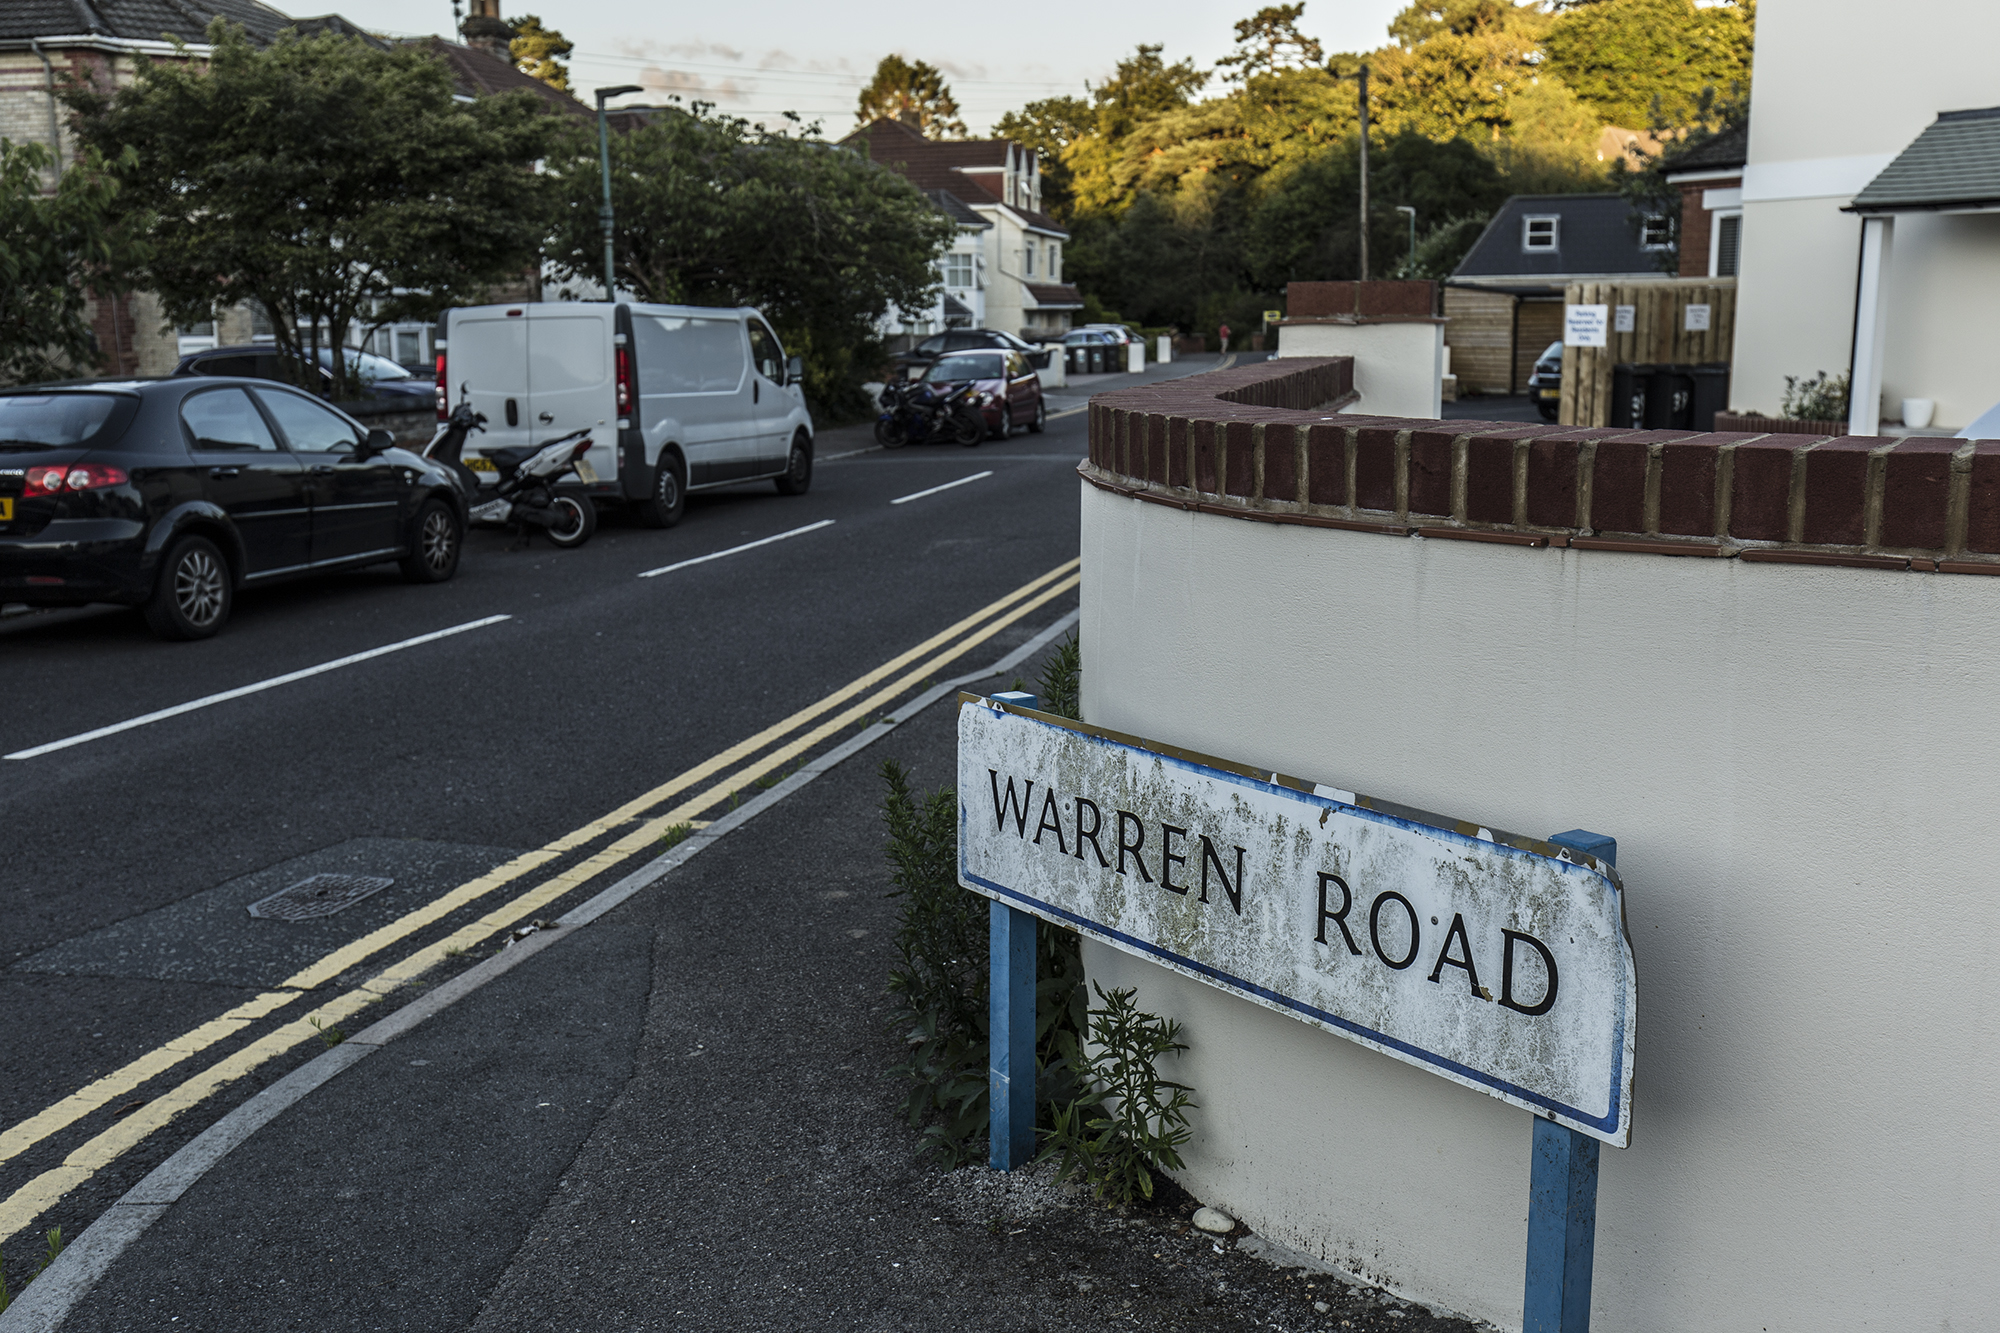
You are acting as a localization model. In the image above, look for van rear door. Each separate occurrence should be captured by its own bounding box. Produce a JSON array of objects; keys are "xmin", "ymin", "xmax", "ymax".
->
[
  {"xmin": 446, "ymin": 308, "xmax": 530, "ymax": 473},
  {"xmin": 527, "ymin": 306, "xmax": 615, "ymax": 485}
]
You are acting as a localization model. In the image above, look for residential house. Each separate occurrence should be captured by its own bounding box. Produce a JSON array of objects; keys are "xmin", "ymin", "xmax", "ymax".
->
[
  {"xmin": 843, "ymin": 116, "xmax": 1082, "ymax": 341},
  {"xmin": 0, "ymin": 0, "xmax": 582, "ymax": 379},
  {"xmin": 1444, "ymin": 194, "xmax": 1672, "ymax": 395},
  {"xmin": 1662, "ymin": 123, "xmax": 1746, "ymax": 279},
  {"xmin": 1728, "ymin": 0, "xmax": 2000, "ymax": 433}
]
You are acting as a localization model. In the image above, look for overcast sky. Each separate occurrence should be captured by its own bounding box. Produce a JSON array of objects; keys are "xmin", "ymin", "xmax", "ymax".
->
[{"xmin": 319, "ymin": 0, "xmax": 1411, "ymax": 134}]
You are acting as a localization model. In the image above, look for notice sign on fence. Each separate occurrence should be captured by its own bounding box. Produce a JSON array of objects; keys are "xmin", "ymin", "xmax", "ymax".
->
[
  {"xmin": 958, "ymin": 698, "xmax": 1637, "ymax": 1146},
  {"xmin": 1564, "ymin": 303, "xmax": 1610, "ymax": 347}
]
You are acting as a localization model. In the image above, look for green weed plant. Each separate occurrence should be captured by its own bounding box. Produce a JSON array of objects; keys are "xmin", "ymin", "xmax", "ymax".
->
[{"xmin": 1039, "ymin": 984, "xmax": 1195, "ymax": 1206}]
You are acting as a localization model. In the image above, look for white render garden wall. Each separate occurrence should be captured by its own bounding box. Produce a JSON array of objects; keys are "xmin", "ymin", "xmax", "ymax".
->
[{"xmin": 1076, "ymin": 479, "xmax": 2000, "ymax": 1331}]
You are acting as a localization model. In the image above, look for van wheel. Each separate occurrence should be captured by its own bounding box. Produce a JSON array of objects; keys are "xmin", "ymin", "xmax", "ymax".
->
[
  {"xmin": 636, "ymin": 455, "xmax": 686, "ymax": 528},
  {"xmin": 774, "ymin": 433, "xmax": 812, "ymax": 495},
  {"xmin": 144, "ymin": 534, "xmax": 232, "ymax": 641}
]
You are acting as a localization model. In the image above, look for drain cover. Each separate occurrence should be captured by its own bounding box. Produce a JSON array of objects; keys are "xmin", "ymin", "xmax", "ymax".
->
[{"xmin": 247, "ymin": 874, "xmax": 394, "ymax": 921}]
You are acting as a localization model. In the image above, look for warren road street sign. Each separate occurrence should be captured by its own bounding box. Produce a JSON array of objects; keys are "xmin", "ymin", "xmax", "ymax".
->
[{"xmin": 957, "ymin": 696, "xmax": 1637, "ymax": 1147}]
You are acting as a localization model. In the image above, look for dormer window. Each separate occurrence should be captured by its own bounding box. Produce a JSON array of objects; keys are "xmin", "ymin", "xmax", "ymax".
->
[
  {"xmin": 1639, "ymin": 216, "xmax": 1673, "ymax": 250},
  {"xmin": 1522, "ymin": 215, "xmax": 1559, "ymax": 252}
]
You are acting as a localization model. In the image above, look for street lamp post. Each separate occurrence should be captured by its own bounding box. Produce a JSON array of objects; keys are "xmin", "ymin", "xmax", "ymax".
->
[
  {"xmin": 1396, "ymin": 205, "xmax": 1416, "ymax": 275},
  {"xmin": 595, "ymin": 85, "xmax": 644, "ymax": 299}
]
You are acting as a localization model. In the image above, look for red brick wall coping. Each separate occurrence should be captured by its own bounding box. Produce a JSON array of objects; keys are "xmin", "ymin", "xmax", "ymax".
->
[{"xmin": 1083, "ymin": 357, "xmax": 2000, "ymax": 574}]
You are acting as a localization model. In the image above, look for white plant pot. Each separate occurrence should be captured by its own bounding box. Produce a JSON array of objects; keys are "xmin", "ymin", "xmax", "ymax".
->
[{"xmin": 1902, "ymin": 397, "xmax": 1936, "ymax": 429}]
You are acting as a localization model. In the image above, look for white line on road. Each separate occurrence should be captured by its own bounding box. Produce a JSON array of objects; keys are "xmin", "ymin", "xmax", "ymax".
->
[
  {"xmin": 636, "ymin": 519, "xmax": 835, "ymax": 579},
  {"xmin": 4, "ymin": 615, "xmax": 514, "ymax": 761},
  {"xmin": 890, "ymin": 471, "xmax": 993, "ymax": 506}
]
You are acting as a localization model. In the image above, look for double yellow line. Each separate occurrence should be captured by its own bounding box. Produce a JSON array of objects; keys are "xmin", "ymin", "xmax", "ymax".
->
[{"xmin": 0, "ymin": 557, "xmax": 1080, "ymax": 1246}]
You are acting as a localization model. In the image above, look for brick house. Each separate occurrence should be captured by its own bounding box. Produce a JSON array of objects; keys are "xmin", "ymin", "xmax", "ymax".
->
[
  {"xmin": 0, "ymin": 0, "xmax": 583, "ymax": 379},
  {"xmin": 1662, "ymin": 123, "xmax": 1746, "ymax": 279},
  {"xmin": 842, "ymin": 116, "xmax": 1083, "ymax": 341}
]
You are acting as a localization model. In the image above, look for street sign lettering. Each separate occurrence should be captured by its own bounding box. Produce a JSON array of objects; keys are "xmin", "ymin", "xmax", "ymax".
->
[
  {"xmin": 1564, "ymin": 304, "xmax": 1609, "ymax": 347},
  {"xmin": 959, "ymin": 698, "xmax": 1637, "ymax": 1146}
]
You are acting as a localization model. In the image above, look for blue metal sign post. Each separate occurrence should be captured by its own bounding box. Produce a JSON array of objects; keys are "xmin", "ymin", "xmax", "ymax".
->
[
  {"xmin": 988, "ymin": 691, "xmax": 1041, "ymax": 1171},
  {"xmin": 1524, "ymin": 829, "xmax": 1615, "ymax": 1333}
]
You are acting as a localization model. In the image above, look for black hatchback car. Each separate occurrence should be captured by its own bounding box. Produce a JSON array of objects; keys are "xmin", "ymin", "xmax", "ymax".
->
[
  {"xmin": 890, "ymin": 328, "xmax": 1052, "ymax": 378},
  {"xmin": 0, "ymin": 379, "xmax": 466, "ymax": 640}
]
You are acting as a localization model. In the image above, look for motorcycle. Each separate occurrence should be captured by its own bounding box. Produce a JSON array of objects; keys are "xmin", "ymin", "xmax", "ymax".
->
[
  {"xmin": 874, "ymin": 375, "xmax": 985, "ymax": 449},
  {"xmin": 422, "ymin": 394, "xmax": 598, "ymax": 549}
]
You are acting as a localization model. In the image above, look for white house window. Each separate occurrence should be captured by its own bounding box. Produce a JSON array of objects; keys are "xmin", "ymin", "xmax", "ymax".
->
[
  {"xmin": 1711, "ymin": 211, "xmax": 1742, "ymax": 277},
  {"xmin": 1049, "ymin": 244, "xmax": 1060, "ymax": 281},
  {"xmin": 1025, "ymin": 241, "xmax": 1037, "ymax": 277},
  {"xmin": 1639, "ymin": 216, "xmax": 1673, "ymax": 250},
  {"xmin": 1522, "ymin": 215, "xmax": 1559, "ymax": 252},
  {"xmin": 943, "ymin": 253, "xmax": 974, "ymax": 289}
]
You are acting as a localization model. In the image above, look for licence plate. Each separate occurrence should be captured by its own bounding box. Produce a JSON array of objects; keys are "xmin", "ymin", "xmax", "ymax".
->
[
  {"xmin": 1540, "ymin": 388, "xmax": 1561, "ymax": 399},
  {"xmin": 466, "ymin": 456, "xmax": 496, "ymax": 472},
  {"xmin": 0, "ymin": 497, "xmax": 11, "ymax": 521},
  {"xmin": 574, "ymin": 459, "xmax": 598, "ymax": 484}
]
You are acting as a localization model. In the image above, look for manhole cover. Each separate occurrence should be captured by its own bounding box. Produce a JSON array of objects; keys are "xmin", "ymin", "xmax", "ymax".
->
[{"xmin": 247, "ymin": 874, "xmax": 394, "ymax": 921}]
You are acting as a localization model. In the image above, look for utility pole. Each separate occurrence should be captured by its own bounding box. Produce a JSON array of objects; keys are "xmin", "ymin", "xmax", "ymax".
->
[
  {"xmin": 595, "ymin": 85, "xmax": 644, "ymax": 298},
  {"xmin": 1357, "ymin": 63, "xmax": 1369, "ymax": 282}
]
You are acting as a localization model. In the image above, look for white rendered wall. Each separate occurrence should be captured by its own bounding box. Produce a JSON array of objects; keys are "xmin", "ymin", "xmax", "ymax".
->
[
  {"xmin": 1730, "ymin": 0, "xmax": 2000, "ymax": 419},
  {"xmin": 1077, "ymin": 481, "xmax": 2000, "ymax": 1331},
  {"xmin": 1277, "ymin": 321, "xmax": 1443, "ymax": 418}
]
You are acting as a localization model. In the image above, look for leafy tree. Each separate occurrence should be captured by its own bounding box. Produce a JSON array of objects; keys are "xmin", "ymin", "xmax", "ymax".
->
[
  {"xmin": 67, "ymin": 21, "xmax": 567, "ymax": 401},
  {"xmin": 507, "ymin": 15, "xmax": 573, "ymax": 92},
  {"xmin": 1542, "ymin": 0, "xmax": 1754, "ymax": 130},
  {"xmin": 1062, "ymin": 44, "xmax": 1212, "ymax": 216},
  {"xmin": 1243, "ymin": 130, "xmax": 1509, "ymax": 288},
  {"xmin": 1612, "ymin": 82, "xmax": 1749, "ymax": 270},
  {"xmin": 855, "ymin": 56, "xmax": 966, "ymax": 139},
  {"xmin": 547, "ymin": 103, "xmax": 954, "ymax": 419},
  {"xmin": 1216, "ymin": 3, "xmax": 1326, "ymax": 82},
  {"xmin": 0, "ymin": 140, "xmax": 144, "ymax": 385}
]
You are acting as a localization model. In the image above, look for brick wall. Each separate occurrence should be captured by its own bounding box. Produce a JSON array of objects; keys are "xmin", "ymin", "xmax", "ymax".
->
[
  {"xmin": 1085, "ymin": 355, "xmax": 2000, "ymax": 572},
  {"xmin": 1676, "ymin": 177, "xmax": 1738, "ymax": 279}
]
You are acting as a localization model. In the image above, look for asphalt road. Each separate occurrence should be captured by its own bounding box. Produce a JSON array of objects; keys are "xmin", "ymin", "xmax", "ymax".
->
[{"xmin": 0, "ymin": 357, "xmax": 1231, "ymax": 1302}]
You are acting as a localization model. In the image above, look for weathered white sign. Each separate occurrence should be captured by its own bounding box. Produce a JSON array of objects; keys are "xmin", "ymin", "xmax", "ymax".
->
[
  {"xmin": 1614, "ymin": 304, "xmax": 1636, "ymax": 333},
  {"xmin": 958, "ymin": 698, "xmax": 1637, "ymax": 1146},
  {"xmin": 1564, "ymin": 304, "xmax": 1609, "ymax": 348},
  {"xmin": 1684, "ymin": 303, "xmax": 1711, "ymax": 332}
]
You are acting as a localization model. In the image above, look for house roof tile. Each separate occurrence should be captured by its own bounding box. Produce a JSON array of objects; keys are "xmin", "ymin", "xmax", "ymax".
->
[
  {"xmin": 1661, "ymin": 122, "xmax": 1748, "ymax": 178},
  {"xmin": 1452, "ymin": 194, "xmax": 1665, "ymax": 284},
  {"xmin": 1850, "ymin": 106, "xmax": 2000, "ymax": 212},
  {"xmin": 1027, "ymin": 282, "xmax": 1083, "ymax": 308},
  {"xmin": 403, "ymin": 36, "xmax": 587, "ymax": 116}
]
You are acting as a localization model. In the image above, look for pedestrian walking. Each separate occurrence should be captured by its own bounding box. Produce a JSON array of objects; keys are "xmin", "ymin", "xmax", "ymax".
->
[{"xmin": 1218, "ymin": 322, "xmax": 1231, "ymax": 352}]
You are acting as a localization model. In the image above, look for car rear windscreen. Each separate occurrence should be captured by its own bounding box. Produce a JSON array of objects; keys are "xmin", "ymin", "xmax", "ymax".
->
[
  {"xmin": 0, "ymin": 394, "xmax": 121, "ymax": 449},
  {"xmin": 926, "ymin": 353, "xmax": 1005, "ymax": 381}
]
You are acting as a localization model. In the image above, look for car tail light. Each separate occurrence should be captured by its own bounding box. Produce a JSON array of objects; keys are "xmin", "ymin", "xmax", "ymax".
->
[
  {"xmin": 615, "ymin": 347, "xmax": 633, "ymax": 416},
  {"xmin": 435, "ymin": 352, "xmax": 448, "ymax": 420},
  {"xmin": 23, "ymin": 464, "xmax": 127, "ymax": 497}
]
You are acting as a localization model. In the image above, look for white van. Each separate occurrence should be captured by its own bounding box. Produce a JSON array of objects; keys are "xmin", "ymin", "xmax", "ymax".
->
[{"xmin": 435, "ymin": 302, "xmax": 814, "ymax": 527}]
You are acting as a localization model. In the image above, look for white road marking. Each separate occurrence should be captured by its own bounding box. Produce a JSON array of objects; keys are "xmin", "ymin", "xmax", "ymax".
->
[
  {"xmin": 636, "ymin": 519, "xmax": 835, "ymax": 579},
  {"xmin": 5, "ymin": 615, "xmax": 514, "ymax": 761},
  {"xmin": 890, "ymin": 471, "xmax": 994, "ymax": 506},
  {"xmin": 817, "ymin": 444, "xmax": 883, "ymax": 462}
]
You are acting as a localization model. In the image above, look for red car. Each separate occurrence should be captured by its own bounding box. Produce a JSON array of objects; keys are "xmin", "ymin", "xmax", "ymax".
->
[{"xmin": 919, "ymin": 349, "xmax": 1047, "ymax": 437}]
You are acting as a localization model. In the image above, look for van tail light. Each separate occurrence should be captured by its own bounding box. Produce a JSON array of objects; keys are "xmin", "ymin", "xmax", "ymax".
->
[
  {"xmin": 615, "ymin": 347, "xmax": 633, "ymax": 416},
  {"xmin": 435, "ymin": 352, "xmax": 448, "ymax": 419},
  {"xmin": 24, "ymin": 464, "xmax": 127, "ymax": 497}
]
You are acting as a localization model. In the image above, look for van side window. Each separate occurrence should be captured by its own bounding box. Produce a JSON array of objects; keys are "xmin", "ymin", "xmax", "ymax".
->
[
  {"xmin": 747, "ymin": 320, "xmax": 784, "ymax": 384},
  {"xmin": 634, "ymin": 315, "xmax": 746, "ymax": 394}
]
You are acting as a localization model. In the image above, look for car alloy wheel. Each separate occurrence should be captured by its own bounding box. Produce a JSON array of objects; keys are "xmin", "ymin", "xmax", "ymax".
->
[
  {"xmin": 175, "ymin": 546, "xmax": 226, "ymax": 629},
  {"xmin": 420, "ymin": 506, "xmax": 455, "ymax": 573}
]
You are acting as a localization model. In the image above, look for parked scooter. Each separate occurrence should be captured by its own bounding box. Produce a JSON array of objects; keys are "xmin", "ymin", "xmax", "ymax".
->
[
  {"xmin": 422, "ymin": 394, "xmax": 598, "ymax": 549},
  {"xmin": 874, "ymin": 376, "xmax": 985, "ymax": 448}
]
